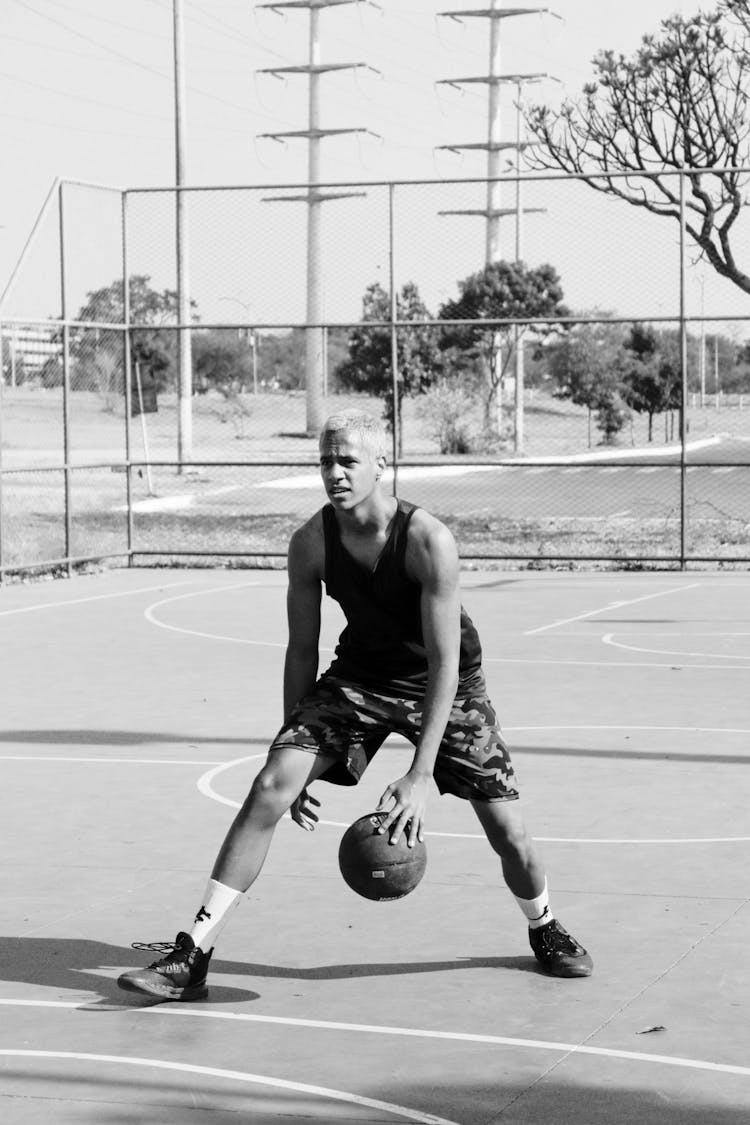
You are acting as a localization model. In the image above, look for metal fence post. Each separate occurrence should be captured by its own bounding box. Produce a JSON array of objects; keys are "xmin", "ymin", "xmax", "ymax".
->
[
  {"xmin": 59, "ymin": 181, "xmax": 72, "ymax": 578},
  {"xmin": 389, "ymin": 182, "xmax": 400, "ymax": 494},
  {"xmin": 0, "ymin": 320, "xmax": 4, "ymax": 582},
  {"xmin": 679, "ymin": 169, "xmax": 688, "ymax": 570},
  {"xmin": 122, "ymin": 190, "xmax": 134, "ymax": 565}
]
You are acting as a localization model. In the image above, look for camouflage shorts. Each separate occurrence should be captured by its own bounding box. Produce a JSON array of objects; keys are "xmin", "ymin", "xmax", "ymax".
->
[{"xmin": 269, "ymin": 675, "xmax": 518, "ymax": 802}]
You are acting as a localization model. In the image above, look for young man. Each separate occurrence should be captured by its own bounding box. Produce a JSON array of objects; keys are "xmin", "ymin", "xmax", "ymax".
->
[{"xmin": 119, "ymin": 410, "xmax": 592, "ymax": 1002}]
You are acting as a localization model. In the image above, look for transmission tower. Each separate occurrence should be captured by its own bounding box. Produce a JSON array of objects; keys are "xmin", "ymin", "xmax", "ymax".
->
[
  {"xmin": 257, "ymin": 0, "xmax": 380, "ymax": 434},
  {"xmin": 436, "ymin": 3, "xmax": 560, "ymax": 454},
  {"xmin": 436, "ymin": 4, "xmax": 560, "ymax": 265}
]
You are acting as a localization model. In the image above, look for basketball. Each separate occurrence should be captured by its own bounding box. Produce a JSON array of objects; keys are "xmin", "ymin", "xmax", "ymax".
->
[{"xmin": 338, "ymin": 813, "xmax": 427, "ymax": 901}]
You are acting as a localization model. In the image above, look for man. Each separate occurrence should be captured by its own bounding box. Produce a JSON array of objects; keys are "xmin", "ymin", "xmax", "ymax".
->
[{"xmin": 119, "ymin": 410, "xmax": 592, "ymax": 1002}]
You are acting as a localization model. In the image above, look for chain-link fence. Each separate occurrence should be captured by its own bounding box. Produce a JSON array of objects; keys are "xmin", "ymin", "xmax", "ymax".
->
[{"xmin": 1, "ymin": 172, "xmax": 749, "ymax": 577}]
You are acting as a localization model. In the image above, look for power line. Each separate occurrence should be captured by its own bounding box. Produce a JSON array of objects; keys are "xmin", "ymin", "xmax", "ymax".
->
[
  {"xmin": 7, "ymin": 0, "xmax": 299, "ymax": 125},
  {"xmin": 0, "ymin": 107, "xmax": 169, "ymax": 142},
  {"xmin": 0, "ymin": 68, "xmax": 175, "ymax": 123}
]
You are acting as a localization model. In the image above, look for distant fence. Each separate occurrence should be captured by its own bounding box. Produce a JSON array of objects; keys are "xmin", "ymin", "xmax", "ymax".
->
[{"xmin": 1, "ymin": 170, "xmax": 749, "ymax": 578}]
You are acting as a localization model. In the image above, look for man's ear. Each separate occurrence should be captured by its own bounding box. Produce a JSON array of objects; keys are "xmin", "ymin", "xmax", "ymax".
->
[{"xmin": 376, "ymin": 454, "xmax": 387, "ymax": 478}]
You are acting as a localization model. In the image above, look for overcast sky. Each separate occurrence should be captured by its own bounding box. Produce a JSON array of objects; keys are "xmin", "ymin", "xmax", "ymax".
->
[{"xmin": 10, "ymin": 0, "xmax": 743, "ymax": 329}]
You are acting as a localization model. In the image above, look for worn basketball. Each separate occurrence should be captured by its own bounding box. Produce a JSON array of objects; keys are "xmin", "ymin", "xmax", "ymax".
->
[{"xmin": 338, "ymin": 813, "xmax": 427, "ymax": 901}]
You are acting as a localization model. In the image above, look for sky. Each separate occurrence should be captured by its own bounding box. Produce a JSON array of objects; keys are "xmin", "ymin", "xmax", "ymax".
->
[{"xmin": 6, "ymin": 0, "xmax": 744, "ymax": 331}]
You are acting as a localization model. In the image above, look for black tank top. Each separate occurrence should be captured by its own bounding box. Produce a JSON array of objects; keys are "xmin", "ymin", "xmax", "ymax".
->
[{"xmin": 322, "ymin": 498, "xmax": 484, "ymax": 698}]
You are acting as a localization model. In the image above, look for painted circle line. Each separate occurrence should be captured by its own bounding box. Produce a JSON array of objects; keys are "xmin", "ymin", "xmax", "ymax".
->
[
  {"xmin": 144, "ymin": 582, "xmax": 289, "ymax": 649},
  {"xmin": 0, "ymin": 1050, "xmax": 457, "ymax": 1125},
  {"xmin": 0, "ymin": 579, "xmax": 197, "ymax": 617},
  {"xmin": 602, "ymin": 633, "xmax": 750, "ymax": 661},
  {"xmin": 143, "ymin": 586, "xmax": 747, "ymax": 669},
  {"xmin": 195, "ymin": 726, "xmax": 750, "ymax": 844},
  {"xmin": 2, "ymin": 1009, "xmax": 750, "ymax": 1083}
]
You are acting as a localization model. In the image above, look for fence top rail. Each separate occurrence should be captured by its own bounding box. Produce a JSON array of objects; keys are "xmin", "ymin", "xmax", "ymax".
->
[
  {"xmin": 114, "ymin": 164, "xmax": 750, "ymax": 196},
  {"xmin": 61, "ymin": 178, "xmax": 127, "ymax": 194},
  {"xmin": 3, "ymin": 313, "xmax": 747, "ymax": 333}
]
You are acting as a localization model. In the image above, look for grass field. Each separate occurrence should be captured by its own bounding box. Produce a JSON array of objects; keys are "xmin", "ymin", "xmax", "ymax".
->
[
  {"xmin": 1, "ymin": 387, "xmax": 749, "ymax": 574},
  {"xmin": 2, "ymin": 384, "xmax": 730, "ymax": 464}
]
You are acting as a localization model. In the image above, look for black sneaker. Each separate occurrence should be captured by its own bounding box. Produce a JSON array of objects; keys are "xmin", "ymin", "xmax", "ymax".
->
[
  {"xmin": 117, "ymin": 932, "xmax": 212, "ymax": 1001},
  {"xmin": 529, "ymin": 919, "xmax": 593, "ymax": 978}
]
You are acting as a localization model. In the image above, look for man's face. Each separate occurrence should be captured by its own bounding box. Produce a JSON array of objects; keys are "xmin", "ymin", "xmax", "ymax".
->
[{"xmin": 319, "ymin": 429, "xmax": 384, "ymax": 509}]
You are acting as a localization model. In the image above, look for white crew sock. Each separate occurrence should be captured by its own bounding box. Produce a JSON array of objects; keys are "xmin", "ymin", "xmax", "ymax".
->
[
  {"xmin": 188, "ymin": 878, "xmax": 243, "ymax": 952},
  {"xmin": 513, "ymin": 880, "xmax": 554, "ymax": 930}
]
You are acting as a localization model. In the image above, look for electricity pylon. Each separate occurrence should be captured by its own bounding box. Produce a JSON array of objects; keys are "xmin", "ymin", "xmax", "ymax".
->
[
  {"xmin": 436, "ymin": 3, "xmax": 560, "ymax": 452},
  {"xmin": 257, "ymin": 1, "xmax": 380, "ymax": 434},
  {"xmin": 436, "ymin": 4, "xmax": 559, "ymax": 264}
]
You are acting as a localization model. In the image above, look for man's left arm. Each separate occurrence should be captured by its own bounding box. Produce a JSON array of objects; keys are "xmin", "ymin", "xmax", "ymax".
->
[{"xmin": 376, "ymin": 517, "xmax": 461, "ymax": 846}]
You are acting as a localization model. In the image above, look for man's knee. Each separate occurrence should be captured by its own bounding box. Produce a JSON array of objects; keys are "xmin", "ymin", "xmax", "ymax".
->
[{"xmin": 245, "ymin": 763, "xmax": 297, "ymax": 819}]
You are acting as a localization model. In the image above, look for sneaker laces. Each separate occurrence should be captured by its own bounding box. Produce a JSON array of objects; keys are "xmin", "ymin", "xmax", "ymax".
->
[
  {"xmin": 129, "ymin": 938, "xmax": 197, "ymax": 971},
  {"xmin": 131, "ymin": 940, "xmax": 180, "ymax": 955},
  {"xmin": 537, "ymin": 923, "xmax": 579, "ymax": 956}
]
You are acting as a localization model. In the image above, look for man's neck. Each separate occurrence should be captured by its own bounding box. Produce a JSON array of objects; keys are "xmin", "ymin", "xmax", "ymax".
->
[{"xmin": 335, "ymin": 493, "xmax": 397, "ymax": 538}]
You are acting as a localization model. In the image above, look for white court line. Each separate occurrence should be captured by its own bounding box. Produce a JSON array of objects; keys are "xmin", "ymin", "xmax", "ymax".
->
[
  {"xmin": 144, "ymin": 585, "xmax": 336, "ymax": 654},
  {"xmin": 142, "ymin": 586, "xmax": 736, "ymax": 666},
  {"xmin": 143, "ymin": 582, "xmax": 288, "ymax": 648},
  {"xmin": 0, "ymin": 756, "xmax": 226, "ymax": 765},
  {"xmin": 2, "ymin": 1005, "xmax": 749, "ymax": 1082},
  {"xmin": 508, "ymin": 724, "xmax": 750, "ymax": 734},
  {"xmin": 483, "ymin": 656, "xmax": 750, "ymax": 669},
  {"xmin": 602, "ymin": 633, "xmax": 750, "ymax": 661},
  {"xmin": 0, "ymin": 579, "xmax": 197, "ymax": 617},
  {"xmin": 196, "ymin": 754, "xmax": 266, "ymax": 808},
  {"xmin": 524, "ymin": 584, "xmax": 702, "ymax": 636},
  {"xmin": 2, "ymin": 749, "xmax": 747, "ymax": 843},
  {"xmin": 194, "ymin": 750, "xmax": 750, "ymax": 843},
  {"xmin": 0, "ymin": 1047, "xmax": 457, "ymax": 1125}
]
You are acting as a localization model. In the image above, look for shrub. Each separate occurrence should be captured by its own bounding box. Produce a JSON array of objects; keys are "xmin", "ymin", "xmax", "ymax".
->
[{"xmin": 419, "ymin": 380, "xmax": 484, "ymax": 453}]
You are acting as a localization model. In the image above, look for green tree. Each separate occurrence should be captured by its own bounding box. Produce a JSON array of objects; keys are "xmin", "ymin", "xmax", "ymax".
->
[
  {"xmin": 439, "ymin": 260, "xmax": 568, "ymax": 441},
  {"xmin": 618, "ymin": 324, "xmax": 681, "ymax": 441},
  {"xmin": 706, "ymin": 331, "xmax": 750, "ymax": 395},
  {"xmin": 249, "ymin": 328, "xmax": 348, "ymax": 394},
  {"xmin": 335, "ymin": 281, "xmax": 441, "ymax": 449},
  {"xmin": 193, "ymin": 330, "xmax": 256, "ymax": 394},
  {"xmin": 71, "ymin": 275, "xmax": 198, "ymax": 395},
  {"xmin": 546, "ymin": 316, "xmax": 631, "ymax": 444},
  {"xmin": 526, "ymin": 7, "xmax": 750, "ymax": 294}
]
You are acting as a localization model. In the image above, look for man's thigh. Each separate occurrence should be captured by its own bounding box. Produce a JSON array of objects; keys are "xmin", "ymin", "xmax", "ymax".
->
[
  {"xmin": 433, "ymin": 694, "xmax": 519, "ymax": 802},
  {"xmin": 268, "ymin": 679, "xmax": 391, "ymax": 786},
  {"xmin": 261, "ymin": 743, "xmax": 340, "ymax": 790}
]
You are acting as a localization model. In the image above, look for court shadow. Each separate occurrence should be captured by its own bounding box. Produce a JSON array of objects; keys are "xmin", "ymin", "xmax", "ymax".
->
[
  {"xmin": 0, "ymin": 937, "xmax": 258, "ymax": 1006},
  {"xmin": 225, "ymin": 954, "xmax": 538, "ymax": 980},
  {"xmin": 0, "ymin": 729, "xmax": 266, "ymax": 747},
  {"xmin": 514, "ymin": 744, "xmax": 750, "ymax": 765},
  {"xmin": 0, "ymin": 936, "xmax": 539, "ymax": 1008},
  {"xmin": 5, "ymin": 731, "xmax": 750, "ymax": 765}
]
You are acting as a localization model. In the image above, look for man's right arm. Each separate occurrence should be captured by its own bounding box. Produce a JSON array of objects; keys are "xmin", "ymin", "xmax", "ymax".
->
[{"xmin": 283, "ymin": 518, "xmax": 324, "ymax": 722}]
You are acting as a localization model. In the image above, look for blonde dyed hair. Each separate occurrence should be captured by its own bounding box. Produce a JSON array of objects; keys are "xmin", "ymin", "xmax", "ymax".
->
[{"xmin": 320, "ymin": 410, "xmax": 387, "ymax": 459}]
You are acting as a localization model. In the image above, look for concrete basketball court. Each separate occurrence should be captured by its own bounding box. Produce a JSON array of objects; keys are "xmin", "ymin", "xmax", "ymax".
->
[{"xmin": 1, "ymin": 566, "xmax": 748, "ymax": 1124}]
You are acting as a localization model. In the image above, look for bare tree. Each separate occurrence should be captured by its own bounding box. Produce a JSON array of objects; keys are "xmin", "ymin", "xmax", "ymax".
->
[{"xmin": 525, "ymin": 6, "xmax": 750, "ymax": 293}]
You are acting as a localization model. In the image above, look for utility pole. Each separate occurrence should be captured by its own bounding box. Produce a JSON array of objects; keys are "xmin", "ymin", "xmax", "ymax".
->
[
  {"xmin": 173, "ymin": 0, "xmax": 193, "ymax": 469},
  {"xmin": 699, "ymin": 273, "xmax": 706, "ymax": 407},
  {"xmin": 257, "ymin": 1, "xmax": 379, "ymax": 436},
  {"xmin": 436, "ymin": 4, "xmax": 559, "ymax": 451}
]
